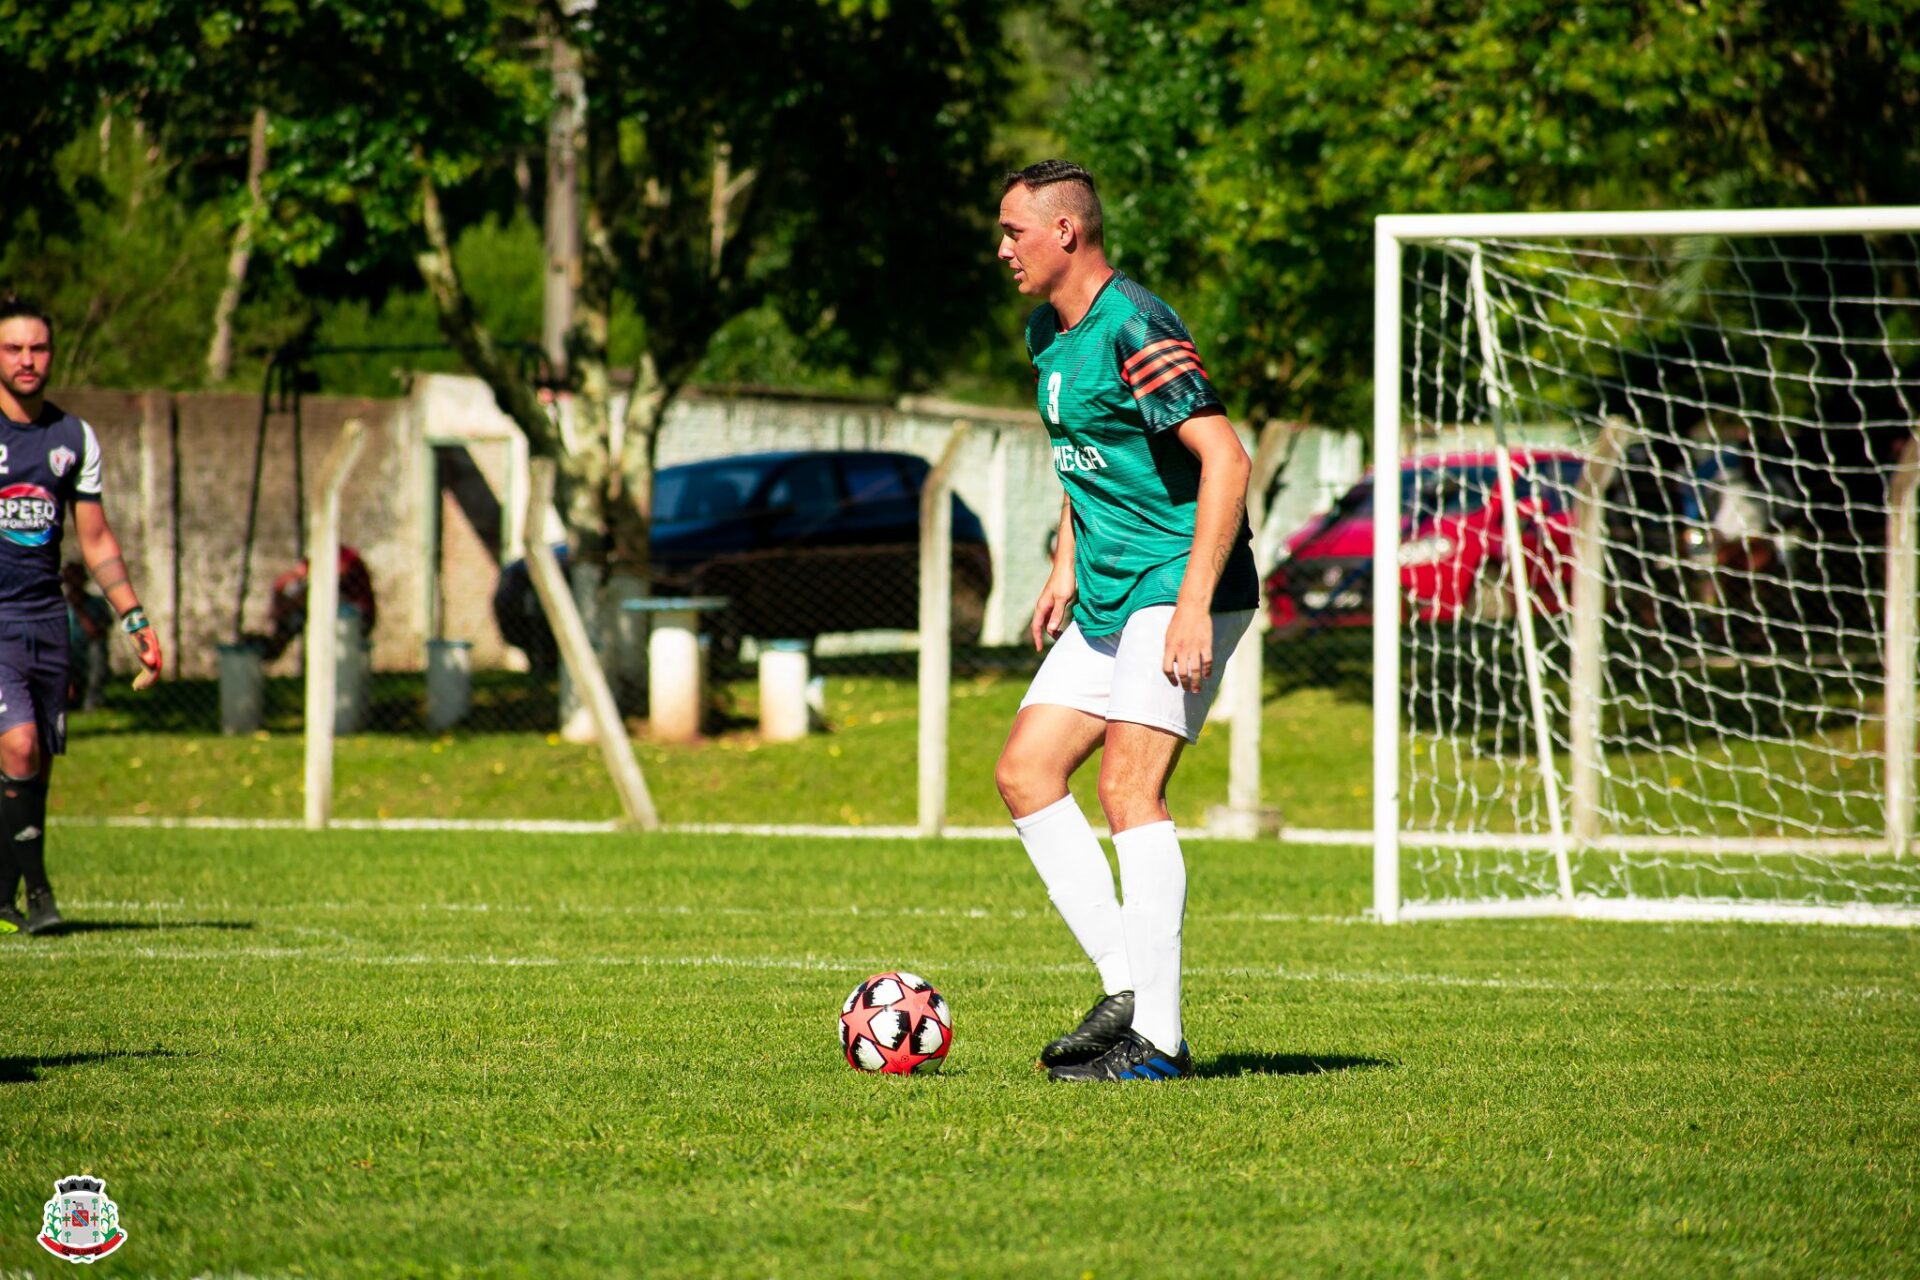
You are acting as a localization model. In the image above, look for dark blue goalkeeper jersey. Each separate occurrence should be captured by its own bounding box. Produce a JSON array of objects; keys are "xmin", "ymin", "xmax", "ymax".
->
[{"xmin": 0, "ymin": 402, "xmax": 103, "ymax": 623}]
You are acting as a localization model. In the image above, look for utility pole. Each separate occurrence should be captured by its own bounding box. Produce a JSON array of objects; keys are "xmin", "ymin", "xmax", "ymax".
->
[{"xmin": 542, "ymin": 7, "xmax": 588, "ymax": 382}]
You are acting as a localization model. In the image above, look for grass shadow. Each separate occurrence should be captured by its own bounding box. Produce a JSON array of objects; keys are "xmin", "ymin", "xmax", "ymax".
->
[
  {"xmin": 1197, "ymin": 1052, "xmax": 1393, "ymax": 1080},
  {"xmin": 37, "ymin": 919, "xmax": 256, "ymax": 936},
  {"xmin": 1, "ymin": 1048, "xmax": 177, "ymax": 1085}
]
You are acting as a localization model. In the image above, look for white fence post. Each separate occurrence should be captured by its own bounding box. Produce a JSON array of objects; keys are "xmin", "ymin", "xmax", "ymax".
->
[
  {"xmin": 918, "ymin": 423, "xmax": 970, "ymax": 837},
  {"xmin": 303, "ymin": 418, "xmax": 366, "ymax": 830},
  {"xmin": 1212, "ymin": 420, "xmax": 1291, "ymax": 838}
]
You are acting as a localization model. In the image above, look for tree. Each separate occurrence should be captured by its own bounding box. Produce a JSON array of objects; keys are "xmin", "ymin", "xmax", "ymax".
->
[
  {"xmin": 415, "ymin": 0, "xmax": 1012, "ymax": 583},
  {"xmin": 0, "ymin": 123, "xmax": 233, "ymax": 389},
  {"xmin": 1067, "ymin": 0, "xmax": 1920, "ymax": 429},
  {"xmin": 10, "ymin": 0, "xmax": 1011, "ymax": 598}
]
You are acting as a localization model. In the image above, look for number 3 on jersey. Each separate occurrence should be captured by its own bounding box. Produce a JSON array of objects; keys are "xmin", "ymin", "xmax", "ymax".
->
[{"xmin": 1046, "ymin": 372, "xmax": 1062, "ymax": 426}]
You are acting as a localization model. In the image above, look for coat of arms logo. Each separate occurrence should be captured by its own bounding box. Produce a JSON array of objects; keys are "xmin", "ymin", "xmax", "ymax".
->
[
  {"xmin": 39, "ymin": 1176, "xmax": 126, "ymax": 1263},
  {"xmin": 48, "ymin": 446, "xmax": 77, "ymax": 478}
]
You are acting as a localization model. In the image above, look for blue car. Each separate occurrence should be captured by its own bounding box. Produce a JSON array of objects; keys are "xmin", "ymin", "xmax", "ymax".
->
[{"xmin": 495, "ymin": 450, "xmax": 993, "ymax": 666}]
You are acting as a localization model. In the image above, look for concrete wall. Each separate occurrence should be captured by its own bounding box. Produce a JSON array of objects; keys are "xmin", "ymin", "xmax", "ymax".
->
[
  {"xmin": 57, "ymin": 389, "xmax": 425, "ymax": 679},
  {"xmin": 57, "ymin": 377, "xmax": 1068, "ymax": 678}
]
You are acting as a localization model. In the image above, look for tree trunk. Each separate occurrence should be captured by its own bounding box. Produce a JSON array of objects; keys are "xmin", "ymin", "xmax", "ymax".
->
[
  {"xmin": 614, "ymin": 351, "xmax": 670, "ymax": 579},
  {"xmin": 205, "ymin": 106, "xmax": 269, "ymax": 386},
  {"xmin": 415, "ymin": 177, "xmax": 567, "ymax": 468}
]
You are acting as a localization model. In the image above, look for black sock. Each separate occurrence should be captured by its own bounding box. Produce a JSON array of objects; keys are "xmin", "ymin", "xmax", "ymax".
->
[{"xmin": 1, "ymin": 771, "xmax": 48, "ymax": 897}]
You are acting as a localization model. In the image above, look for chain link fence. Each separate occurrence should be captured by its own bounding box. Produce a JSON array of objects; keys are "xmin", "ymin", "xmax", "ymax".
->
[{"xmin": 56, "ymin": 377, "xmax": 1375, "ymax": 826}]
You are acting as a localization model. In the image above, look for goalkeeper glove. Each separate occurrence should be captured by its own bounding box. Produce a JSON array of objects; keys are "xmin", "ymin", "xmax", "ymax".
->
[{"xmin": 121, "ymin": 605, "xmax": 164, "ymax": 690}]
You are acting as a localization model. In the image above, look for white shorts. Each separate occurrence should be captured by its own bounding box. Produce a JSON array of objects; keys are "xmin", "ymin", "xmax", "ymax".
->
[{"xmin": 1019, "ymin": 605, "xmax": 1255, "ymax": 743}]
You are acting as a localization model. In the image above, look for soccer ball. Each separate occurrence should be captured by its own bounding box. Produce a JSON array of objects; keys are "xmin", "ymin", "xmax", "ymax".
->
[{"xmin": 839, "ymin": 971, "xmax": 952, "ymax": 1074}]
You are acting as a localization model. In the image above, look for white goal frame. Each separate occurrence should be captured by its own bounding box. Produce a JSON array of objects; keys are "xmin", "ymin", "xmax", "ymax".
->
[{"xmin": 1372, "ymin": 207, "xmax": 1920, "ymax": 926}]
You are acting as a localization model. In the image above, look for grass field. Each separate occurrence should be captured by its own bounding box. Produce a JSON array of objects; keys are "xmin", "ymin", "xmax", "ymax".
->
[
  {"xmin": 3, "ymin": 826, "xmax": 1917, "ymax": 1277},
  {"xmin": 50, "ymin": 669, "xmax": 1378, "ymax": 830}
]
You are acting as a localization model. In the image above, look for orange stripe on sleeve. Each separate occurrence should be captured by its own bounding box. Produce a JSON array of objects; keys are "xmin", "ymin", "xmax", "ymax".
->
[
  {"xmin": 1134, "ymin": 359, "xmax": 1208, "ymax": 398},
  {"xmin": 1121, "ymin": 337, "xmax": 1197, "ymax": 380},
  {"xmin": 1127, "ymin": 348, "xmax": 1208, "ymax": 385}
]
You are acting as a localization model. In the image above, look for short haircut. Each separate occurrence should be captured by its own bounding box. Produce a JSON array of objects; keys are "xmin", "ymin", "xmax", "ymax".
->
[
  {"xmin": 1002, "ymin": 160, "xmax": 1103, "ymax": 249},
  {"xmin": 0, "ymin": 296, "xmax": 53, "ymax": 342}
]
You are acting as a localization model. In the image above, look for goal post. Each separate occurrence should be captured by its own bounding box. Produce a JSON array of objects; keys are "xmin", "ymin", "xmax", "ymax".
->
[{"xmin": 1373, "ymin": 207, "xmax": 1920, "ymax": 926}]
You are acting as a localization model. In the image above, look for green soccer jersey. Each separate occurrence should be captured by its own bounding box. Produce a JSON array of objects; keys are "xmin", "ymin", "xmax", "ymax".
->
[{"xmin": 1026, "ymin": 272, "xmax": 1259, "ymax": 637}]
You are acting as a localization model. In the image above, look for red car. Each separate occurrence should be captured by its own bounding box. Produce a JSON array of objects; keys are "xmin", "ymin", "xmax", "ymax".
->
[{"xmin": 1266, "ymin": 449, "xmax": 1586, "ymax": 632}]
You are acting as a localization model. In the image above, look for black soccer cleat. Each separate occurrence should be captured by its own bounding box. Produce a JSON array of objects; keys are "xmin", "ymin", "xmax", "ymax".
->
[
  {"xmin": 0, "ymin": 903, "xmax": 24, "ymax": 936},
  {"xmin": 1048, "ymin": 1028, "xmax": 1193, "ymax": 1083},
  {"xmin": 24, "ymin": 886, "xmax": 63, "ymax": 936},
  {"xmin": 1039, "ymin": 990, "xmax": 1136, "ymax": 1067}
]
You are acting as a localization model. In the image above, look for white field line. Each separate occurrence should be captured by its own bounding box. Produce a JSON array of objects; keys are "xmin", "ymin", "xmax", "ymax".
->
[
  {"xmin": 60, "ymin": 897, "xmax": 1368, "ymax": 926},
  {"xmin": 56, "ymin": 814, "xmax": 1372, "ymax": 843},
  {"xmin": 1, "ymin": 940, "xmax": 1912, "ymax": 1004}
]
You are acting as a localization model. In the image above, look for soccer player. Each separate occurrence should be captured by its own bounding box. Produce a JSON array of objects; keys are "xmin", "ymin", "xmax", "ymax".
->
[
  {"xmin": 0, "ymin": 299, "xmax": 163, "ymax": 935},
  {"xmin": 993, "ymin": 161, "xmax": 1258, "ymax": 1082}
]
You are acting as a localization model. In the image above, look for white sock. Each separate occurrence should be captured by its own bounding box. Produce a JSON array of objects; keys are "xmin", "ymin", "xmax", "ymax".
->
[
  {"xmin": 1113, "ymin": 820, "xmax": 1186, "ymax": 1054},
  {"xmin": 1012, "ymin": 794, "xmax": 1132, "ymax": 995}
]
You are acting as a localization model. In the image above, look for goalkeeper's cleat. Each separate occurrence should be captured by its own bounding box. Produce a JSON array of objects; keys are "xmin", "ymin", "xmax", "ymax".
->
[
  {"xmin": 24, "ymin": 886, "xmax": 62, "ymax": 935},
  {"xmin": 1039, "ymin": 990, "xmax": 1135, "ymax": 1067},
  {"xmin": 1048, "ymin": 1029, "xmax": 1192, "ymax": 1083},
  {"xmin": 0, "ymin": 903, "xmax": 25, "ymax": 936}
]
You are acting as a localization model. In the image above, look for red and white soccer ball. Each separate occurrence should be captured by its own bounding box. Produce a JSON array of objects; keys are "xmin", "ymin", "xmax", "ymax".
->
[{"xmin": 839, "ymin": 971, "xmax": 952, "ymax": 1074}]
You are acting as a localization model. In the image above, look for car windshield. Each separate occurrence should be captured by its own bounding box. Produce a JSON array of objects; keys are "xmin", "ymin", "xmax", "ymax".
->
[
  {"xmin": 654, "ymin": 464, "xmax": 765, "ymax": 522},
  {"xmin": 1331, "ymin": 465, "xmax": 1497, "ymax": 521},
  {"xmin": 1410, "ymin": 466, "xmax": 1497, "ymax": 518},
  {"xmin": 1329, "ymin": 460, "xmax": 1578, "ymax": 522}
]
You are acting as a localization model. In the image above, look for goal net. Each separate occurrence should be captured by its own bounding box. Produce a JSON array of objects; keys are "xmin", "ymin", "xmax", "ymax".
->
[{"xmin": 1373, "ymin": 210, "xmax": 1920, "ymax": 925}]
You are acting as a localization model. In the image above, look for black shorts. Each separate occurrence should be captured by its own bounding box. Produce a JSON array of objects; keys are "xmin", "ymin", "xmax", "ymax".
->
[{"xmin": 0, "ymin": 616, "xmax": 71, "ymax": 757}]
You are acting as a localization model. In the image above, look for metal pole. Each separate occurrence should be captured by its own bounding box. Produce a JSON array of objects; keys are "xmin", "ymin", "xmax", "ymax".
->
[
  {"xmin": 1372, "ymin": 227, "xmax": 1405, "ymax": 923},
  {"xmin": 919, "ymin": 423, "xmax": 970, "ymax": 837},
  {"xmin": 542, "ymin": 19, "xmax": 584, "ymax": 382},
  {"xmin": 233, "ymin": 354, "xmax": 277, "ymax": 641},
  {"xmin": 1569, "ymin": 420, "xmax": 1633, "ymax": 846},
  {"xmin": 303, "ymin": 419, "xmax": 366, "ymax": 830},
  {"xmin": 1886, "ymin": 431, "xmax": 1920, "ymax": 857}
]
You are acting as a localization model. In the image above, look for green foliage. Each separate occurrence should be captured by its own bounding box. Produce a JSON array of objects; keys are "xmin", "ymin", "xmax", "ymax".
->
[
  {"xmin": 572, "ymin": 0, "xmax": 1013, "ymax": 390},
  {"xmin": 0, "ymin": 121, "xmax": 229, "ymax": 389},
  {"xmin": 3, "ymin": 1, "xmax": 543, "ymax": 275},
  {"xmin": 312, "ymin": 214, "xmax": 561, "ymax": 395},
  {"xmin": 1068, "ymin": 0, "xmax": 1920, "ymax": 427},
  {"xmin": 5, "ymin": 1, "xmax": 1016, "ymax": 414}
]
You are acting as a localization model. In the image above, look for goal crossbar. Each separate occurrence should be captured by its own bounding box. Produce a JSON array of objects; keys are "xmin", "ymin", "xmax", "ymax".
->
[{"xmin": 1379, "ymin": 206, "xmax": 1920, "ymax": 243}]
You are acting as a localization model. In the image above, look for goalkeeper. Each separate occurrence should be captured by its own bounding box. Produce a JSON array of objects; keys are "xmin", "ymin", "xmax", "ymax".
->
[
  {"xmin": 992, "ymin": 162, "xmax": 1257, "ymax": 1082},
  {"xmin": 0, "ymin": 299, "xmax": 164, "ymax": 935}
]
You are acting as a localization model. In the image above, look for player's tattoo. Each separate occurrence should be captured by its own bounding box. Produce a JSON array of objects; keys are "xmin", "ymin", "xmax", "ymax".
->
[
  {"xmin": 90, "ymin": 554, "xmax": 130, "ymax": 595},
  {"xmin": 1208, "ymin": 496, "xmax": 1246, "ymax": 577}
]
